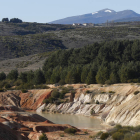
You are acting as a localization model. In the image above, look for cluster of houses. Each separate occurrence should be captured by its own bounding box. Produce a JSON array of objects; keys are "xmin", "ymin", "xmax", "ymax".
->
[{"xmin": 72, "ymin": 23, "xmax": 94, "ymax": 27}]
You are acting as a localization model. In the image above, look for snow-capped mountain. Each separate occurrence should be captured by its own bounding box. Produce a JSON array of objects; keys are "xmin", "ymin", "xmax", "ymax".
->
[{"xmin": 50, "ymin": 9, "xmax": 140, "ymax": 24}]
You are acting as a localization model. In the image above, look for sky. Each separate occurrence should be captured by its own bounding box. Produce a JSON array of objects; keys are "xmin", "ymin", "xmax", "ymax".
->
[{"xmin": 0, "ymin": 0, "xmax": 139, "ymax": 23}]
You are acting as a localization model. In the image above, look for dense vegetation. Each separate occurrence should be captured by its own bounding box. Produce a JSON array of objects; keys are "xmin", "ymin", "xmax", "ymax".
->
[
  {"xmin": 0, "ymin": 69, "xmax": 49, "ymax": 91},
  {"xmin": 64, "ymin": 128, "xmax": 77, "ymax": 134},
  {"xmin": 0, "ymin": 21, "xmax": 74, "ymax": 59},
  {"xmin": 2, "ymin": 18, "xmax": 22, "ymax": 23},
  {"xmin": 91, "ymin": 125, "xmax": 140, "ymax": 140},
  {"xmin": 43, "ymin": 39, "xmax": 140, "ymax": 84},
  {"xmin": 1, "ymin": 39, "xmax": 140, "ymax": 90},
  {"xmin": 0, "ymin": 34, "xmax": 65, "ymax": 58},
  {"xmin": 43, "ymin": 86, "xmax": 75, "ymax": 104}
]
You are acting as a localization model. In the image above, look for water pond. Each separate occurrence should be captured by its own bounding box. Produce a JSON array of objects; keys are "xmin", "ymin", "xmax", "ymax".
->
[{"xmin": 37, "ymin": 112, "xmax": 104, "ymax": 130}]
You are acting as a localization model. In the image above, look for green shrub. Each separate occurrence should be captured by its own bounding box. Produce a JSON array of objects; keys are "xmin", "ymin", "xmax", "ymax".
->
[
  {"xmin": 5, "ymin": 83, "xmax": 11, "ymax": 89},
  {"xmin": 85, "ymin": 102, "xmax": 90, "ymax": 104},
  {"xmin": 51, "ymin": 89, "xmax": 59, "ymax": 98},
  {"xmin": 133, "ymin": 125, "xmax": 140, "ymax": 132},
  {"xmin": 21, "ymin": 89, "xmax": 28, "ymax": 93},
  {"xmin": 89, "ymin": 135, "xmax": 93, "ymax": 138},
  {"xmin": 115, "ymin": 124, "xmax": 122, "ymax": 130},
  {"xmin": 0, "ymin": 88, "xmax": 4, "ymax": 92},
  {"xmin": 84, "ymin": 131, "xmax": 88, "ymax": 134},
  {"xmin": 39, "ymin": 133, "xmax": 48, "ymax": 140},
  {"xmin": 90, "ymin": 108, "xmax": 95, "ymax": 115},
  {"xmin": 61, "ymin": 88, "xmax": 68, "ymax": 94},
  {"xmin": 59, "ymin": 133, "xmax": 64, "ymax": 137},
  {"xmin": 86, "ymin": 90, "xmax": 90, "ymax": 93},
  {"xmin": 64, "ymin": 128, "xmax": 77, "ymax": 134},
  {"xmin": 35, "ymin": 85, "xmax": 49, "ymax": 89},
  {"xmin": 134, "ymin": 91, "xmax": 139, "ymax": 95},
  {"xmin": 112, "ymin": 132, "xmax": 124, "ymax": 140},
  {"xmin": 59, "ymin": 93, "xmax": 64, "ymax": 99},
  {"xmin": 100, "ymin": 132, "xmax": 109, "ymax": 140},
  {"xmin": 109, "ymin": 91, "xmax": 115, "ymax": 94},
  {"xmin": 123, "ymin": 126, "xmax": 134, "ymax": 131},
  {"xmin": 54, "ymin": 100, "xmax": 62, "ymax": 105},
  {"xmin": 96, "ymin": 131, "xmax": 103, "ymax": 137},
  {"xmin": 118, "ymin": 128, "xmax": 130, "ymax": 134},
  {"xmin": 96, "ymin": 100, "xmax": 99, "ymax": 104},
  {"xmin": 131, "ymin": 133, "xmax": 140, "ymax": 140},
  {"xmin": 43, "ymin": 97, "xmax": 55, "ymax": 104},
  {"xmin": 124, "ymin": 133, "xmax": 132, "ymax": 139},
  {"xmin": 43, "ymin": 99, "xmax": 49, "ymax": 104}
]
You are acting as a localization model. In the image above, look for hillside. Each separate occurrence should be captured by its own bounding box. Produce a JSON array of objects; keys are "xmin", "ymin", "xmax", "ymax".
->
[
  {"xmin": 0, "ymin": 21, "xmax": 140, "ymax": 73},
  {"xmin": 1, "ymin": 21, "xmax": 140, "ymax": 60}
]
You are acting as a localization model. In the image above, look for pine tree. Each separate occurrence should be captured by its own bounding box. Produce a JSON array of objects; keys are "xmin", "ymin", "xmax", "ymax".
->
[
  {"xmin": 96, "ymin": 66, "xmax": 109, "ymax": 84},
  {"xmin": 109, "ymin": 72, "xmax": 119, "ymax": 84},
  {"xmin": 39, "ymin": 133, "xmax": 48, "ymax": 140},
  {"xmin": 86, "ymin": 69, "xmax": 96, "ymax": 84},
  {"xmin": 0, "ymin": 72, "xmax": 6, "ymax": 81},
  {"xmin": 7, "ymin": 69, "xmax": 18, "ymax": 80},
  {"xmin": 34, "ymin": 69, "xmax": 45, "ymax": 85}
]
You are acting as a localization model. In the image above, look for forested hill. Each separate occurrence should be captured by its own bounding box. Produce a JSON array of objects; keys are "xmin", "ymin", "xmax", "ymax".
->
[
  {"xmin": 1, "ymin": 21, "xmax": 140, "ymax": 60},
  {"xmin": 43, "ymin": 40, "xmax": 140, "ymax": 84}
]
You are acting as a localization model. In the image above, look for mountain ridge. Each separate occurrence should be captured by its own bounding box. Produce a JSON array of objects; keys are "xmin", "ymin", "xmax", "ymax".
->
[{"xmin": 50, "ymin": 8, "xmax": 140, "ymax": 24}]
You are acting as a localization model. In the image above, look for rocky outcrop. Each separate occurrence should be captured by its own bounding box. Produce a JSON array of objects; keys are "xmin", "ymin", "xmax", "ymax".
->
[
  {"xmin": 1, "ymin": 84, "xmax": 140, "ymax": 128},
  {"xmin": 0, "ymin": 106, "xmax": 80, "ymax": 140},
  {"xmin": 0, "ymin": 89, "xmax": 52, "ymax": 111},
  {"xmin": 20, "ymin": 89, "xmax": 52, "ymax": 110},
  {"xmin": 0, "ymin": 90, "xmax": 21, "ymax": 107},
  {"xmin": 38, "ymin": 84, "xmax": 140, "ymax": 127}
]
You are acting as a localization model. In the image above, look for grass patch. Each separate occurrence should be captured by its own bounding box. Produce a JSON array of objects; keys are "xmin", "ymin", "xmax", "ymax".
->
[{"xmin": 64, "ymin": 128, "xmax": 77, "ymax": 135}]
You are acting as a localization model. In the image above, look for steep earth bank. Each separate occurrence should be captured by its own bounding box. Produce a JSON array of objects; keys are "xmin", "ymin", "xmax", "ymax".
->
[
  {"xmin": 1, "ymin": 84, "xmax": 140, "ymax": 140},
  {"xmin": 36, "ymin": 84, "xmax": 140, "ymax": 126}
]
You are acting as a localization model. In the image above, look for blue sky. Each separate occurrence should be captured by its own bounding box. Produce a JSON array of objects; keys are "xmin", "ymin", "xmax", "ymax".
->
[{"xmin": 0, "ymin": 0, "xmax": 139, "ymax": 23}]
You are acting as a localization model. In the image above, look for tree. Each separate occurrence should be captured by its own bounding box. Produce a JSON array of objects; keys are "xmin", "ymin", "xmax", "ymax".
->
[
  {"xmin": 109, "ymin": 72, "xmax": 119, "ymax": 84},
  {"xmin": 96, "ymin": 66, "xmax": 109, "ymax": 84},
  {"xmin": 44, "ymin": 69, "xmax": 52, "ymax": 83},
  {"xmin": 65, "ymin": 71, "xmax": 75, "ymax": 84},
  {"xmin": 131, "ymin": 40, "xmax": 140, "ymax": 61},
  {"xmin": 81, "ymin": 66, "xmax": 90, "ymax": 83},
  {"xmin": 34, "ymin": 69, "xmax": 45, "ymax": 85},
  {"xmin": 39, "ymin": 133, "xmax": 48, "ymax": 140},
  {"xmin": 10, "ymin": 18, "xmax": 22, "ymax": 23},
  {"xmin": 0, "ymin": 72, "xmax": 6, "ymax": 81},
  {"xmin": 51, "ymin": 89, "xmax": 59, "ymax": 98},
  {"xmin": 86, "ymin": 69, "xmax": 96, "ymax": 84},
  {"xmin": 50, "ymin": 67, "xmax": 61, "ymax": 84},
  {"xmin": 2, "ymin": 18, "xmax": 9, "ymax": 22},
  {"xmin": 27, "ymin": 70, "xmax": 34, "ymax": 83},
  {"xmin": 7, "ymin": 69, "xmax": 18, "ymax": 80},
  {"xmin": 19, "ymin": 72, "xmax": 27, "ymax": 83}
]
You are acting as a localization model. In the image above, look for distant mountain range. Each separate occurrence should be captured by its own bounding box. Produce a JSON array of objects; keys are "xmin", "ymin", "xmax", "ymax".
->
[{"xmin": 50, "ymin": 8, "xmax": 140, "ymax": 24}]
